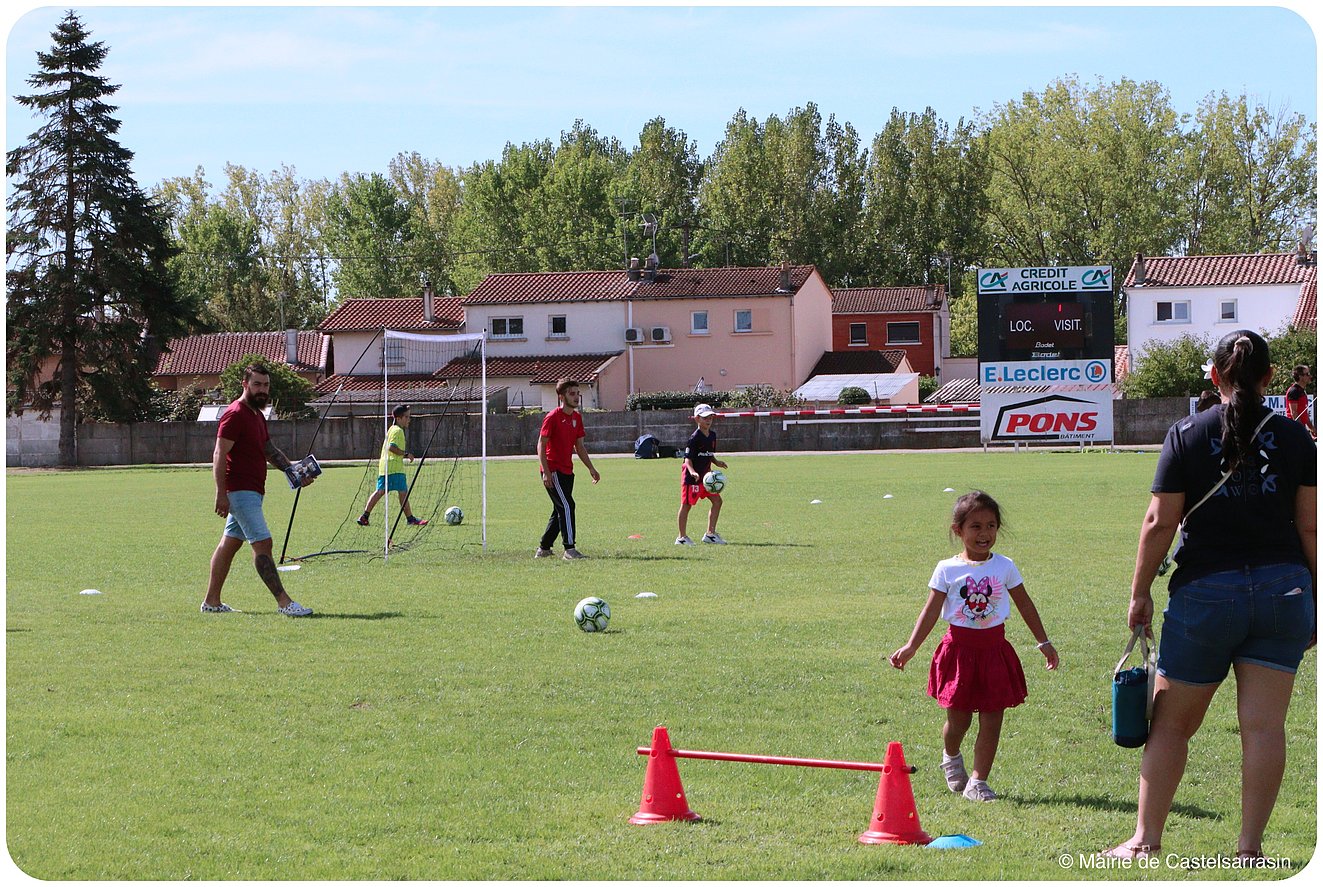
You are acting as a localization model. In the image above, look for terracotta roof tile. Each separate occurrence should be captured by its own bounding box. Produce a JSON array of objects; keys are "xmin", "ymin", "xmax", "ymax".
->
[
  {"xmin": 153, "ymin": 331, "xmax": 328, "ymax": 376},
  {"xmin": 832, "ymin": 286, "xmax": 944, "ymax": 314},
  {"xmin": 1123, "ymin": 253, "xmax": 1311, "ymax": 287},
  {"xmin": 311, "ymin": 373, "xmax": 487, "ymax": 404},
  {"xmin": 1293, "ymin": 274, "xmax": 1316, "ymax": 329},
  {"xmin": 810, "ymin": 350, "xmax": 907, "ymax": 376},
  {"xmin": 437, "ymin": 352, "xmax": 622, "ymax": 384},
  {"xmin": 1115, "ymin": 345, "xmax": 1130, "ymax": 382},
  {"xmin": 318, "ymin": 297, "xmax": 464, "ymax": 332},
  {"xmin": 463, "ymin": 265, "xmax": 817, "ymax": 305}
]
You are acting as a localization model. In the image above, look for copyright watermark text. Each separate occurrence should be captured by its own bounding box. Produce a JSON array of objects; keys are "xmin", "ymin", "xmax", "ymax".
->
[{"xmin": 1057, "ymin": 852, "xmax": 1292, "ymax": 871}]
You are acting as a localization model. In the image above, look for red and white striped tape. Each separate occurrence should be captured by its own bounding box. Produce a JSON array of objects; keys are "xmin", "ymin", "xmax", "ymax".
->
[{"xmin": 716, "ymin": 404, "xmax": 977, "ymax": 418}]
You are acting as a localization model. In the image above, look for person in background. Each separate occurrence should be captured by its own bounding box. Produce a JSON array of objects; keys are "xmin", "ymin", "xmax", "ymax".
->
[
  {"xmin": 358, "ymin": 404, "xmax": 428, "ymax": 528},
  {"xmin": 535, "ymin": 379, "xmax": 600, "ymax": 560},
  {"xmin": 1285, "ymin": 365, "xmax": 1315, "ymax": 439}
]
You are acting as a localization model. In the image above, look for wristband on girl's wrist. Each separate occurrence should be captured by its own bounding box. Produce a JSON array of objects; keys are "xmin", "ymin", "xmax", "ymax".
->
[{"xmin": 1036, "ymin": 640, "xmax": 1054, "ymax": 649}]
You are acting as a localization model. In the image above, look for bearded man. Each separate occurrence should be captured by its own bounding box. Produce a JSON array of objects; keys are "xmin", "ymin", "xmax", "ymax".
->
[{"xmin": 200, "ymin": 362, "xmax": 314, "ymax": 616}]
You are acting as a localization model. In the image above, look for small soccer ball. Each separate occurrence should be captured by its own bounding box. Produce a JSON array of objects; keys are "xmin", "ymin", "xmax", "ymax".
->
[
  {"xmin": 574, "ymin": 596, "xmax": 610, "ymax": 633},
  {"xmin": 444, "ymin": 506, "xmax": 463, "ymax": 525},
  {"xmin": 702, "ymin": 469, "xmax": 726, "ymax": 493}
]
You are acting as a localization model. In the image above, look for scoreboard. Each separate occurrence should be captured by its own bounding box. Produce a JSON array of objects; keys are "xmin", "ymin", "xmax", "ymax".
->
[
  {"xmin": 976, "ymin": 266, "xmax": 1113, "ymax": 362},
  {"xmin": 976, "ymin": 265, "xmax": 1115, "ymax": 444}
]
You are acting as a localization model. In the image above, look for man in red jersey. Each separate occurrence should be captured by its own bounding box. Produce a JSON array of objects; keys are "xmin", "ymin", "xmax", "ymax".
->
[
  {"xmin": 201, "ymin": 363, "xmax": 315, "ymax": 616},
  {"xmin": 535, "ymin": 379, "xmax": 600, "ymax": 560},
  {"xmin": 1286, "ymin": 365, "xmax": 1315, "ymax": 439}
]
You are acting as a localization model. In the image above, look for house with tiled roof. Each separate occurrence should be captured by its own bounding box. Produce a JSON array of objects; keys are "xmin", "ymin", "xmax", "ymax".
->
[
  {"xmin": 311, "ymin": 288, "xmax": 473, "ymax": 412},
  {"xmin": 1122, "ymin": 251, "xmax": 1317, "ymax": 369},
  {"xmin": 462, "ymin": 263, "xmax": 833, "ymax": 410},
  {"xmin": 153, "ymin": 330, "xmax": 329, "ymax": 393},
  {"xmin": 809, "ymin": 349, "xmax": 912, "ymax": 377},
  {"xmin": 831, "ymin": 285, "xmax": 948, "ymax": 378},
  {"xmin": 435, "ymin": 353, "xmax": 624, "ymax": 412}
]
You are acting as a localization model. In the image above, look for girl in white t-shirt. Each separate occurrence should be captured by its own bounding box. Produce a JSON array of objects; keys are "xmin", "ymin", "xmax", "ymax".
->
[{"xmin": 890, "ymin": 491, "xmax": 1059, "ymax": 801}]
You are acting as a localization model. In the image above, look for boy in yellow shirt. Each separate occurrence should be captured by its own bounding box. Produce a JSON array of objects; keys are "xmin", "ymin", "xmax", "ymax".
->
[{"xmin": 357, "ymin": 404, "xmax": 428, "ymax": 527}]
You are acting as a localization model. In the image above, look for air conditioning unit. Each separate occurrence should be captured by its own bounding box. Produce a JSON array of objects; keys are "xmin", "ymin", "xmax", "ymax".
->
[
  {"xmin": 650, "ymin": 326, "xmax": 671, "ymax": 343},
  {"xmin": 624, "ymin": 327, "xmax": 645, "ymax": 344}
]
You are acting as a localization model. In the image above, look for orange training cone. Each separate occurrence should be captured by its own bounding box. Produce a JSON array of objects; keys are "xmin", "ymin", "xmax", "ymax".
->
[
  {"xmin": 858, "ymin": 741, "xmax": 931, "ymax": 845},
  {"xmin": 629, "ymin": 726, "xmax": 701, "ymax": 824}
]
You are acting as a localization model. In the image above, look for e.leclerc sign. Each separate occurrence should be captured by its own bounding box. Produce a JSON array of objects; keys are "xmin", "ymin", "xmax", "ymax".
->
[{"xmin": 977, "ymin": 266, "xmax": 1112, "ymax": 295}]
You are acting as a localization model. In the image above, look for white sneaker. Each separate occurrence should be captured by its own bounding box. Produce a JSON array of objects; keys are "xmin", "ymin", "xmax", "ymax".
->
[
  {"xmin": 278, "ymin": 601, "xmax": 313, "ymax": 617},
  {"xmin": 200, "ymin": 602, "xmax": 237, "ymax": 613},
  {"xmin": 963, "ymin": 780, "xmax": 997, "ymax": 802},
  {"xmin": 675, "ymin": 535, "xmax": 696, "ymax": 546},
  {"xmin": 562, "ymin": 548, "xmax": 588, "ymax": 560},
  {"xmin": 701, "ymin": 533, "xmax": 727, "ymax": 545},
  {"xmin": 941, "ymin": 754, "xmax": 968, "ymax": 792},
  {"xmin": 534, "ymin": 548, "xmax": 553, "ymax": 559}
]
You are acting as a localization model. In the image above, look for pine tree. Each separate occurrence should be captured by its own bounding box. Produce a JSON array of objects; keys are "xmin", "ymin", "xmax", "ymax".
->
[{"xmin": 6, "ymin": 12, "xmax": 198, "ymax": 464}]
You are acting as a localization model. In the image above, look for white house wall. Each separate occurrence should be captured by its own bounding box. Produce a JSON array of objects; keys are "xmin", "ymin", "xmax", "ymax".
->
[
  {"xmin": 330, "ymin": 330, "xmax": 471, "ymax": 376},
  {"xmin": 1127, "ymin": 282, "xmax": 1301, "ymax": 364},
  {"xmin": 465, "ymin": 303, "xmax": 627, "ymax": 357}
]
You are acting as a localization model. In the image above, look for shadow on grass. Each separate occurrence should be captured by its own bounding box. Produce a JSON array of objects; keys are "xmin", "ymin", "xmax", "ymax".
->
[
  {"xmin": 1009, "ymin": 793, "xmax": 1222, "ymax": 821},
  {"xmin": 608, "ymin": 553, "xmax": 692, "ymax": 562},
  {"xmin": 294, "ymin": 611, "xmax": 405, "ymax": 621},
  {"xmin": 724, "ymin": 542, "xmax": 813, "ymax": 548}
]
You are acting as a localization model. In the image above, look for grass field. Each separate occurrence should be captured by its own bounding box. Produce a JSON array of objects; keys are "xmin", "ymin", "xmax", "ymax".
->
[{"xmin": 5, "ymin": 450, "xmax": 1316, "ymax": 880}]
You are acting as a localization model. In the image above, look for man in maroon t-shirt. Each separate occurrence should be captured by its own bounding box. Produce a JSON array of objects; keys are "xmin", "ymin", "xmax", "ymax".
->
[
  {"xmin": 201, "ymin": 363, "xmax": 315, "ymax": 616},
  {"xmin": 1286, "ymin": 365, "xmax": 1316, "ymax": 440},
  {"xmin": 535, "ymin": 379, "xmax": 600, "ymax": 560}
]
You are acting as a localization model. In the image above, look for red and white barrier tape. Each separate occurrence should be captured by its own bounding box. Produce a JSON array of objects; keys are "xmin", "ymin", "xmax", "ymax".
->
[{"xmin": 716, "ymin": 404, "xmax": 977, "ymax": 418}]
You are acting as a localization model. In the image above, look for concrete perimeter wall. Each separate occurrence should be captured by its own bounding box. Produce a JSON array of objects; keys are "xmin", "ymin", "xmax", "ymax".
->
[{"xmin": 6, "ymin": 398, "xmax": 1189, "ymax": 468}]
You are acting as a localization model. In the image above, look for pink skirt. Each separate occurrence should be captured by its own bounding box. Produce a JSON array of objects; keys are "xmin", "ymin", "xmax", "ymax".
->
[{"xmin": 927, "ymin": 624, "xmax": 1028, "ymax": 712}]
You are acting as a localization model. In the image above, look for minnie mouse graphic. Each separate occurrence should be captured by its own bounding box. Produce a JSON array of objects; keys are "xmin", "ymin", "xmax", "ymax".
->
[{"xmin": 959, "ymin": 576, "xmax": 997, "ymax": 623}]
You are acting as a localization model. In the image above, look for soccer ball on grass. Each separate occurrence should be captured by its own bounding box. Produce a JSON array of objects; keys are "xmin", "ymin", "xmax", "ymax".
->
[
  {"xmin": 444, "ymin": 506, "xmax": 463, "ymax": 525},
  {"xmin": 574, "ymin": 596, "xmax": 610, "ymax": 632},
  {"xmin": 702, "ymin": 469, "xmax": 726, "ymax": 493}
]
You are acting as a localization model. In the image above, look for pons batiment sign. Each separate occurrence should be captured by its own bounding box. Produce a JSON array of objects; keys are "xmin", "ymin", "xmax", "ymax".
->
[{"xmin": 981, "ymin": 389, "xmax": 1115, "ymax": 442}]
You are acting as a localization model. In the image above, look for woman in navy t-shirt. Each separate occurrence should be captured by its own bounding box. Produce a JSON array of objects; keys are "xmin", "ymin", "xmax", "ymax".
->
[{"xmin": 1108, "ymin": 330, "xmax": 1316, "ymax": 861}]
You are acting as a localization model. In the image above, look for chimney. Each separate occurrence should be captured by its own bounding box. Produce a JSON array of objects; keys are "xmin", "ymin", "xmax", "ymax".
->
[
  {"xmin": 777, "ymin": 261, "xmax": 792, "ymax": 292},
  {"xmin": 285, "ymin": 329, "xmax": 299, "ymax": 365},
  {"xmin": 1133, "ymin": 253, "xmax": 1146, "ymax": 286},
  {"xmin": 422, "ymin": 278, "xmax": 435, "ymax": 323},
  {"xmin": 643, "ymin": 254, "xmax": 658, "ymax": 282},
  {"xmin": 627, "ymin": 257, "xmax": 642, "ymax": 282}
]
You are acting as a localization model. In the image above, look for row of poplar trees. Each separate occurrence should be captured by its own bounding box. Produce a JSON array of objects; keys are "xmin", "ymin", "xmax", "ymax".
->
[{"xmin": 6, "ymin": 13, "xmax": 1318, "ymax": 465}]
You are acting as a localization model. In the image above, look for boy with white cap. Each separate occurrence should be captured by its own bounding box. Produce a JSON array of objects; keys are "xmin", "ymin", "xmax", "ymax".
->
[{"xmin": 676, "ymin": 403, "xmax": 729, "ymax": 545}]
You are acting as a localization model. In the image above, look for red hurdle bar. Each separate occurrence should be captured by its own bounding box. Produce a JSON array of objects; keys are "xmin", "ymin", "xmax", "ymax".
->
[{"xmin": 636, "ymin": 745, "xmax": 913, "ymax": 774}]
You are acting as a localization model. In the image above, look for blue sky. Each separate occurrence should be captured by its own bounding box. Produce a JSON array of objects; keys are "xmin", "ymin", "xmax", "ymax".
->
[{"xmin": 4, "ymin": 3, "xmax": 1319, "ymax": 191}]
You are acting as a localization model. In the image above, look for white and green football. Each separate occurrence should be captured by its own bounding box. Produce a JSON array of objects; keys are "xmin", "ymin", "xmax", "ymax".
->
[
  {"xmin": 444, "ymin": 506, "xmax": 463, "ymax": 525},
  {"xmin": 702, "ymin": 469, "xmax": 726, "ymax": 493},
  {"xmin": 573, "ymin": 596, "xmax": 610, "ymax": 633}
]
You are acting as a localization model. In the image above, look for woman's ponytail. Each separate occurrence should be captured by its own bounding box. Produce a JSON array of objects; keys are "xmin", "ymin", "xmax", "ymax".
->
[{"xmin": 1213, "ymin": 329, "xmax": 1271, "ymax": 472}]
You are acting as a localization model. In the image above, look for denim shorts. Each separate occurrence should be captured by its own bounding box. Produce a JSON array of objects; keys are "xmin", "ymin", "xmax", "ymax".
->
[
  {"xmin": 223, "ymin": 490, "xmax": 272, "ymax": 543},
  {"xmin": 1159, "ymin": 564, "xmax": 1315, "ymax": 685},
  {"xmin": 376, "ymin": 473, "xmax": 407, "ymax": 493}
]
